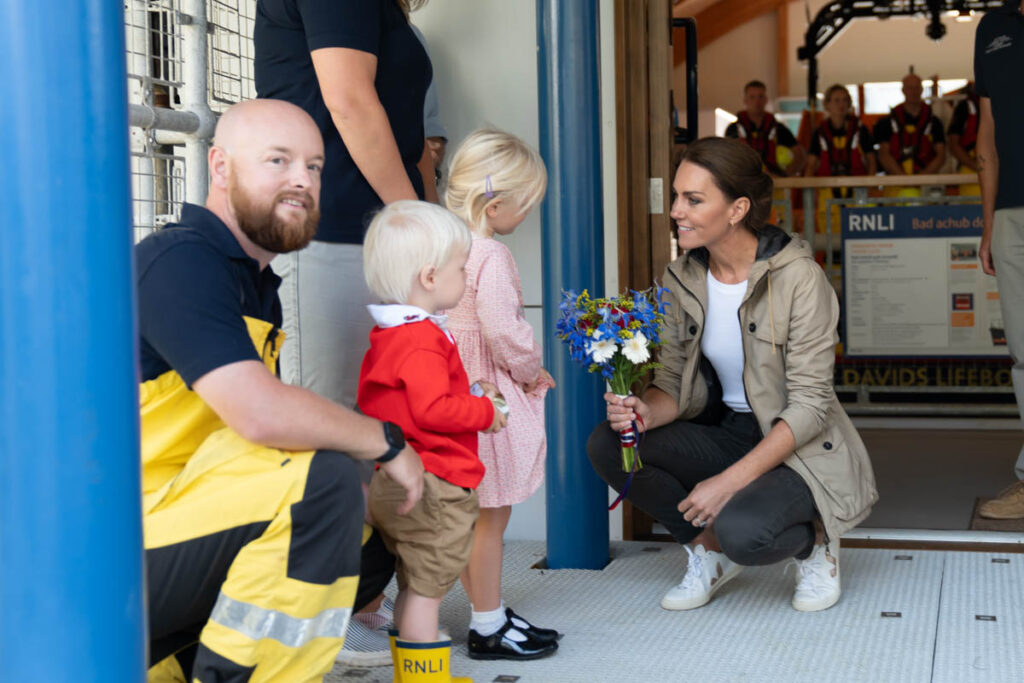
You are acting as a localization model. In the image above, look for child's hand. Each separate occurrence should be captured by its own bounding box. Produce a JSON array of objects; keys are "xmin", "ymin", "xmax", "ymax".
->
[
  {"xmin": 474, "ymin": 380, "xmax": 500, "ymax": 398},
  {"xmin": 523, "ymin": 368, "xmax": 555, "ymax": 394},
  {"xmin": 484, "ymin": 398, "xmax": 508, "ymax": 433}
]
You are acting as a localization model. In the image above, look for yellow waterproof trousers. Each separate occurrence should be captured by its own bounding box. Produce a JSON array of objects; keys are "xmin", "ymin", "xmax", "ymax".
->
[{"xmin": 145, "ymin": 430, "xmax": 365, "ymax": 683}]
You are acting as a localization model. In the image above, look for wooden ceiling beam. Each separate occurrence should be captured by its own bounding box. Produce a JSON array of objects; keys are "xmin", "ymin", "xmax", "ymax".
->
[{"xmin": 673, "ymin": 0, "xmax": 788, "ymax": 65}]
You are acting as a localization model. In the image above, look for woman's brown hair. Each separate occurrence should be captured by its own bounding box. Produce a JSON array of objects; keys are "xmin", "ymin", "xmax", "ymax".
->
[
  {"xmin": 823, "ymin": 83, "xmax": 851, "ymax": 107},
  {"xmin": 679, "ymin": 137, "xmax": 774, "ymax": 233}
]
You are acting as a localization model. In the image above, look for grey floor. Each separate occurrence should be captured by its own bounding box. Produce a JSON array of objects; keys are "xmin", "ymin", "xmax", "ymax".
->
[
  {"xmin": 856, "ymin": 429, "xmax": 1020, "ymax": 530},
  {"xmin": 326, "ymin": 540, "xmax": 1024, "ymax": 683}
]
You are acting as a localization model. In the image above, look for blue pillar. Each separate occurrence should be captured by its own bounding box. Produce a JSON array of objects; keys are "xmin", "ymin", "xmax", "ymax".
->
[
  {"xmin": 1, "ymin": 1, "xmax": 145, "ymax": 679},
  {"xmin": 537, "ymin": 0, "xmax": 609, "ymax": 569}
]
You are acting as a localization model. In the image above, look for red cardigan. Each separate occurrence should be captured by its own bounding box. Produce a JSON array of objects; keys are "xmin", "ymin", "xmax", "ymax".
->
[{"xmin": 358, "ymin": 321, "xmax": 494, "ymax": 488}]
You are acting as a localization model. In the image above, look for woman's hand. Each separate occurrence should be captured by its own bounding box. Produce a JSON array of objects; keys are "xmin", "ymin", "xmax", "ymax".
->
[
  {"xmin": 604, "ymin": 392, "xmax": 651, "ymax": 433},
  {"xmin": 677, "ymin": 472, "xmax": 743, "ymax": 528},
  {"xmin": 523, "ymin": 368, "xmax": 555, "ymax": 394}
]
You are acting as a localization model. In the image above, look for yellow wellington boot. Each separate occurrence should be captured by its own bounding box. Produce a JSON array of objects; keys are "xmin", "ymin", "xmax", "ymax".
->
[
  {"xmin": 393, "ymin": 638, "xmax": 472, "ymax": 683},
  {"xmin": 390, "ymin": 630, "xmax": 402, "ymax": 683}
]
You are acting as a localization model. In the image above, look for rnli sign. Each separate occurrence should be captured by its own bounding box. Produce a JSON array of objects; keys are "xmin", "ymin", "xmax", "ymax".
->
[
  {"xmin": 847, "ymin": 212, "xmax": 895, "ymax": 232},
  {"xmin": 841, "ymin": 205, "xmax": 1006, "ymax": 357}
]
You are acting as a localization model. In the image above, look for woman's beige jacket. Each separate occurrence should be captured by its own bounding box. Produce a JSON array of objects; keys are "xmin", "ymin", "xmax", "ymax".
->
[{"xmin": 652, "ymin": 226, "xmax": 878, "ymax": 541}]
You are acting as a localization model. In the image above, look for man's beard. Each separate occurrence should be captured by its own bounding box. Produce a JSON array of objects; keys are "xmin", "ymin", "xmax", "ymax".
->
[{"xmin": 229, "ymin": 175, "xmax": 320, "ymax": 254}]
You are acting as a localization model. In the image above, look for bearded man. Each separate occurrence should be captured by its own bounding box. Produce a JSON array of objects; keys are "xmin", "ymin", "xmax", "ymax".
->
[{"xmin": 137, "ymin": 99, "xmax": 423, "ymax": 682}]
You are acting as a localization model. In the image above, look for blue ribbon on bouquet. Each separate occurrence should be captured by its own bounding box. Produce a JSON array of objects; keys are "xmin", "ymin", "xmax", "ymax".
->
[{"xmin": 608, "ymin": 415, "xmax": 644, "ymax": 511}]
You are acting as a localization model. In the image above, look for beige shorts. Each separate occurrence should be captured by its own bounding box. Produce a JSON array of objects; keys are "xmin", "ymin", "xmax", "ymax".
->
[{"xmin": 369, "ymin": 470, "xmax": 479, "ymax": 599}]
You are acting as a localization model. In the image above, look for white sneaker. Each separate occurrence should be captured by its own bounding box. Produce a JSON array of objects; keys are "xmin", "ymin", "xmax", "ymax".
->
[
  {"xmin": 660, "ymin": 545, "xmax": 743, "ymax": 611},
  {"xmin": 334, "ymin": 618, "xmax": 393, "ymax": 667},
  {"xmin": 792, "ymin": 540, "xmax": 841, "ymax": 612}
]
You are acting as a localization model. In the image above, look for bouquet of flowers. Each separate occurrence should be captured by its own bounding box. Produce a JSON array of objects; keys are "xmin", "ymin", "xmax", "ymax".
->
[{"xmin": 556, "ymin": 285, "xmax": 669, "ymax": 481}]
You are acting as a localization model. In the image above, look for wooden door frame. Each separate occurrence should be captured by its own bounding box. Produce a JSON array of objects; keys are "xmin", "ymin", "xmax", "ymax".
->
[{"xmin": 614, "ymin": 0, "xmax": 674, "ymax": 541}]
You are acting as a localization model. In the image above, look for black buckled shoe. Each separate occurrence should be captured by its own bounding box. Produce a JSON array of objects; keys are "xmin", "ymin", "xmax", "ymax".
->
[
  {"xmin": 505, "ymin": 608, "xmax": 561, "ymax": 643},
  {"xmin": 467, "ymin": 620, "xmax": 558, "ymax": 661}
]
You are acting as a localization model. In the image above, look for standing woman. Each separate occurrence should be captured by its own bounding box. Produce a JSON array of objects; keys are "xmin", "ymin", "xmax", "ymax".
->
[
  {"xmin": 254, "ymin": 0, "xmax": 433, "ymax": 666},
  {"xmin": 587, "ymin": 137, "xmax": 877, "ymax": 613},
  {"xmin": 255, "ymin": 0, "xmax": 433, "ymax": 408}
]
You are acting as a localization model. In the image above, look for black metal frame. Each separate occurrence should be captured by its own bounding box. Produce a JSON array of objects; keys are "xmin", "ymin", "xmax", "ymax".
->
[
  {"xmin": 797, "ymin": 0, "xmax": 1005, "ymax": 106},
  {"xmin": 672, "ymin": 17, "xmax": 698, "ymax": 144}
]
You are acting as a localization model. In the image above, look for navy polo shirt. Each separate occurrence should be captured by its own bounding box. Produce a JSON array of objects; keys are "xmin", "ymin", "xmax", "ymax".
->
[
  {"xmin": 254, "ymin": 0, "xmax": 431, "ymax": 244},
  {"xmin": 136, "ymin": 204, "xmax": 283, "ymax": 386},
  {"xmin": 975, "ymin": 0, "xmax": 1024, "ymax": 210}
]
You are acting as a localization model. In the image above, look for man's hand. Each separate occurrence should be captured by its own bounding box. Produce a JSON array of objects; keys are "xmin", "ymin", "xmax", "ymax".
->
[
  {"xmin": 979, "ymin": 232, "xmax": 996, "ymax": 276},
  {"xmin": 379, "ymin": 446, "xmax": 424, "ymax": 515}
]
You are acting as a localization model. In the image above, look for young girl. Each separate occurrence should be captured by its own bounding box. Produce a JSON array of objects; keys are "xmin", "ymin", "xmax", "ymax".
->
[{"xmin": 445, "ymin": 129, "xmax": 559, "ymax": 660}]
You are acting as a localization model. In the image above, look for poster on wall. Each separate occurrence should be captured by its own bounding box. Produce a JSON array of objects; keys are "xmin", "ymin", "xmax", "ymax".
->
[{"xmin": 841, "ymin": 205, "xmax": 1006, "ymax": 357}]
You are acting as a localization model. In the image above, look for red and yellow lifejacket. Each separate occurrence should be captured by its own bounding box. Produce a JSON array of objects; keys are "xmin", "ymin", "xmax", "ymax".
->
[
  {"xmin": 814, "ymin": 116, "xmax": 868, "ymax": 177},
  {"xmin": 735, "ymin": 111, "xmax": 785, "ymax": 175},
  {"xmin": 884, "ymin": 103, "xmax": 938, "ymax": 173},
  {"xmin": 957, "ymin": 95, "xmax": 980, "ymax": 153}
]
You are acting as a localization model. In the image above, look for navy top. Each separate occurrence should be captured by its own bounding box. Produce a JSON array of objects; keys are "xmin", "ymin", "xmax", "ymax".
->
[
  {"xmin": 136, "ymin": 204, "xmax": 283, "ymax": 386},
  {"xmin": 975, "ymin": 0, "xmax": 1024, "ymax": 210},
  {"xmin": 254, "ymin": 0, "xmax": 431, "ymax": 243}
]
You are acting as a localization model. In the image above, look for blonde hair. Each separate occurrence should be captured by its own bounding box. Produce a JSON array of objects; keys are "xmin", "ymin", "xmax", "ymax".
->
[
  {"xmin": 363, "ymin": 200, "xmax": 472, "ymax": 304},
  {"xmin": 444, "ymin": 129, "xmax": 547, "ymax": 234}
]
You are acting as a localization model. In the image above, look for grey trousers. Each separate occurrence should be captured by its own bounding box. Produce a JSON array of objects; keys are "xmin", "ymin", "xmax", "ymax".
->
[
  {"xmin": 275, "ymin": 241, "xmax": 374, "ymax": 408},
  {"xmin": 990, "ymin": 207, "xmax": 1024, "ymax": 480},
  {"xmin": 275, "ymin": 241, "xmax": 377, "ymax": 483}
]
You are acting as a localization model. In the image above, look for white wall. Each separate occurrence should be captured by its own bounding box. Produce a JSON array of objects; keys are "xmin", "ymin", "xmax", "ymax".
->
[
  {"xmin": 412, "ymin": 0, "xmax": 622, "ymax": 542},
  {"xmin": 683, "ymin": 12, "xmax": 778, "ymax": 115}
]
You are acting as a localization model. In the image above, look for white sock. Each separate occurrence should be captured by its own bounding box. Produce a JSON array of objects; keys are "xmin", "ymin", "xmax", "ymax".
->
[
  {"xmin": 508, "ymin": 610, "xmax": 531, "ymax": 631},
  {"xmin": 470, "ymin": 601, "xmax": 525, "ymax": 641}
]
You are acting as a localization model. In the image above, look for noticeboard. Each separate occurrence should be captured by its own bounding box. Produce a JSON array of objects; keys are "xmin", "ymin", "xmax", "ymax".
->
[{"xmin": 841, "ymin": 204, "xmax": 1007, "ymax": 357}]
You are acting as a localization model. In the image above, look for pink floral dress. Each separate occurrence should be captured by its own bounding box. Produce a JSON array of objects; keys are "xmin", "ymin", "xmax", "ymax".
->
[{"xmin": 447, "ymin": 236, "xmax": 549, "ymax": 507}]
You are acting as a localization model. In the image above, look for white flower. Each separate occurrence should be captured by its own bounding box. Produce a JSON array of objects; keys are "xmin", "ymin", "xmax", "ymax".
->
[
  {"xmin": 588, "ymin": 332, "xmax": 618, "ymax": 363},
  {"xmin": 622, "ymin": 332, "xmax": 650, "ymax": 364}
]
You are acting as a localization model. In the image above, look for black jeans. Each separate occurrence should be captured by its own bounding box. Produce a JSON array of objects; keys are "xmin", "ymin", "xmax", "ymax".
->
[{"xmin": 587, "ymin": 409, "xmax": 818, "ymax": 565}]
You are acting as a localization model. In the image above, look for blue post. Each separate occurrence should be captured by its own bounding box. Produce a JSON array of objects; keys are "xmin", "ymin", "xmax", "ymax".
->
[
  {"xmin": 1, "ymin": 1, "xmax": 145, "ymax": 679},
  {"xmin": 537, "ymin": 0, "xmax": 609, "ymax": 569}
]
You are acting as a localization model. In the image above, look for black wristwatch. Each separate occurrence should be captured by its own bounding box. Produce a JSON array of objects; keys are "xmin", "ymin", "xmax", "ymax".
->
[{"xmin": 376, "ymin": 421, "xmax": 405, "ymax": 463}]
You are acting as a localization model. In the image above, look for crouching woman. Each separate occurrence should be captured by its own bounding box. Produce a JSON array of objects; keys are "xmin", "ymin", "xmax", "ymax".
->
[{"xmin": 587, "ymin": 137, "xmax": 877, "ymax": 612}]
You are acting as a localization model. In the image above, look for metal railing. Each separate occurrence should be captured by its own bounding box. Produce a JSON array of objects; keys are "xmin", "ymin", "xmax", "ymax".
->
[{"xmin": 124, "ymin": 0, "xmax": 254, "ymax": 241}]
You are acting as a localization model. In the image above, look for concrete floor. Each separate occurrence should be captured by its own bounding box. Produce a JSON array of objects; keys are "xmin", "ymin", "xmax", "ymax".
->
[{"xmin": 859, "ymin": 428, "xmax": 1021, "ymax": 530}]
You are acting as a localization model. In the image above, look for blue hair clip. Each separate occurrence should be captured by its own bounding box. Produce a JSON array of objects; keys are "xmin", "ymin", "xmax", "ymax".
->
[{"xmin": 484, "ymin": 174, "xmax": 494, "ymax": 198}]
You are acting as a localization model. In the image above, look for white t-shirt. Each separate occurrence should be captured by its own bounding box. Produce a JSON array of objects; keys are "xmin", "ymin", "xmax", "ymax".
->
[{"xmin": 700, "ymin": 269, "xmax": 752, "ymax": 413}]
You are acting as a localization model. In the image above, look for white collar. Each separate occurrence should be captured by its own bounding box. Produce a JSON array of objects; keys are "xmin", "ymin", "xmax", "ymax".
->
[{"xmin": 367, "ymin": 304, "xmax": 453, "ymax": 341}]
